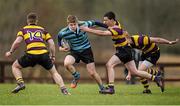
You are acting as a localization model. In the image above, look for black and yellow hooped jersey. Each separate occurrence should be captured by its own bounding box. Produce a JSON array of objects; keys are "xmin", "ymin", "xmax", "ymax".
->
[
  {"xmin": 17, "ymin": 25, "xmax": 52, "ymax": 55},
  {"xmin": 130, "ymin": 35, "xmax": 160, "ymax": 54}
]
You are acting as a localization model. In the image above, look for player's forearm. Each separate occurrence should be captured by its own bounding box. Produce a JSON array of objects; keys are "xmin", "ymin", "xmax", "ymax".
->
[
  {"xmin": 150, "ymin": 37, "xmax": 171, "ymax": 44},
  {"xmin": 86, "ymin": 28, "xmax": 108, "ymax": 36},
  {"xmin": 9, "ymin": 41, "xmax": 20, "ymax": 53},
  {"xmin": 49, "ymin": 44, "xmax": 55, "ymax": 57},
  {"xmin": 47, "ymin": 39, "xmax": 56, "ymax": 56},
  {"xmin": 155, "ymin": 38, "xmax": 172, "ymax": 44}
]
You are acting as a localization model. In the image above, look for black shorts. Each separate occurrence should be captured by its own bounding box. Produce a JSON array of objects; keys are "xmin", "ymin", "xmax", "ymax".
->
[
  {"xmin": 18, "ymin": 53, "xmax": 53, "ymax": 70},
  {"xmin": 115, "ymin": 46, "xmax": 133, "ymax": 64},
  {"xmin": 69, "ymin": 47, "xmax": 94, "ymax": 64},
  {"xmin": 141, "ymin": 50, "xmax": 160, "ymax": 65}
]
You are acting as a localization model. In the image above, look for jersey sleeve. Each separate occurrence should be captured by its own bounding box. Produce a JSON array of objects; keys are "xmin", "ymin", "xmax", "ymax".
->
[
  {"xmin": 83, "ymin": 20, "xmax": 96, "ymax": 27},
  {"xmin": 44, "ymin": 30, "xmax": 52, "ymax": 41},
  {"xmin": 57, "ymin": 32, "xmax": 63, "ymax": 46},
  {"xmin": 94, "ymin": 21, "xmax": 108, "ymax": 28},
  {"xmin": 16, "ymin": 30, "xmax": 24, "ymax": 38}
]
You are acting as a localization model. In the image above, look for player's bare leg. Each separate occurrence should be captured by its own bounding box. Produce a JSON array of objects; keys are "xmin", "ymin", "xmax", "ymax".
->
[
  {"xmin": 125, "ymin": 60, "xmax": 164, "ymax": 92},
  {"xmin": 138, "ymin": 61, "xmax": 164, "ymax": 92},
  {"xmin": 86, "ymin": 63, "xmax": 104, "ymax": 91},
  {"xmin": 100, "ymin": 55, "xmax": 121, "ymax": 94},
  {"xmin": 64, "ymin": 55, "xmax": 80, "ymax": 88},
  {"xmin": 11, "ymin": 60, "xmax": 25, "ymax": 93},
  {"xmin": 49, "ymin": 65, "xmax": 70, "ymax": 95}
]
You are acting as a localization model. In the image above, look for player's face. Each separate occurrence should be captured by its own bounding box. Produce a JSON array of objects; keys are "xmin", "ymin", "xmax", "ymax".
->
[
  {"xmin": 68, "ymin": 22, "xmax": 78, "ymax": 31},
  {"xmin": 103, "ymin": 17, "xmax": 113, "ymax": 26}
]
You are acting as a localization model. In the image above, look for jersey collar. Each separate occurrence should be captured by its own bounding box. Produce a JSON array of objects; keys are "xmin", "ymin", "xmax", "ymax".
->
[{"xmin": 68, "ymin": 25, "xmax": 80, "ymax": 34}]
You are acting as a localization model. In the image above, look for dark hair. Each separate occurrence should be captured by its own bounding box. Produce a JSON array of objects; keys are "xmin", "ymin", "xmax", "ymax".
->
[
  {"xmin": 104, "ymin": 11, "xmax": 116, "ymax": 20},
  {"xmin": 27, "ymin": 12, "xmax": 38, "ymax": 23}
]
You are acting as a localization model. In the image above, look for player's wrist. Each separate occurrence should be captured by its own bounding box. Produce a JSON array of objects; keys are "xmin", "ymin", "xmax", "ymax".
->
[
  {"xmin": 51, "ymin": 55, "xmax": 55, "ymax": 58},
  {"xmin": 9, "ymin": 50, "xmax": 13, "ymax": 54}
]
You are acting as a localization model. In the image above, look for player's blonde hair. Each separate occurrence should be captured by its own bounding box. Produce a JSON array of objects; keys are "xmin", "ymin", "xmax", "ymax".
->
[{"xmin": 67, "ymin": 15, "xmax": 78, "ymax": 23}]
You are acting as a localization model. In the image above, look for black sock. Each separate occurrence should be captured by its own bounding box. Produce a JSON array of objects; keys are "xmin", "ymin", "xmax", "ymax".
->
[{"xmin": 140, "ymin": 78, "xmax": 149, "ymax": 89}]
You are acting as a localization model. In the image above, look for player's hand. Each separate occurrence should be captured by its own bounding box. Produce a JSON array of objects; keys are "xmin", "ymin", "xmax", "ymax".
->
[
  {"xmin": 64, "ymin": 47, "xmax": 70, "ymax": 52},
  {"xmin": 169, "ymin": 38, "xmax": 179, "ymax": 45},
  {"xmin": 5, "ymin": 51, "xmax": 12, "ymax": 58},
  {"xmin": 62, "ymin": 47, "xmax": 70, "ymax": 52},
  {"xmin": 126, "ymin": 75, "xmax": 131, "ymax": 81},
  {"xmin": 59, "ymin": 47, "xmax": 70, "ymax": 52},
  {"xmin": 50, "ymin": 56, "xmax": 55, "ymax": 63}
]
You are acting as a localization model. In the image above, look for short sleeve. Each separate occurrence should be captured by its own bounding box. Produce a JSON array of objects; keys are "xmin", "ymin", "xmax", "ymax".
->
[
  {"xmin": 45, "ymin": 31, "xmax": 52, "ymax": 41},
  {"xmin": 57, "ymin": 32, "xmax": 63, "ymax": 46},
  {"xmin": 84, "ymin": 20, "xmax": 95, "ymax": 27},
  {"xmin": 17, "ymin": 30, "xmax": 23, "ymax": 37}
]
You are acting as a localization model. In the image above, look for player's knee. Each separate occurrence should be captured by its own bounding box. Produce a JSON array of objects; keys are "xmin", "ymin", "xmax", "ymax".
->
[
  {"xmin": 106, "ymin": 62, "xmax": 113, "ymax": 69},
  {"xmin": 64, "ymin": 62, "xmax": 71, "ymax": 68},
  {"xmin": 129, "ymin": 69, "xmax": 138, "ymax": 76},
  {"xmin": 12, "ymin": 61, "xmax": 21, "ymax": 69},
  {"xmin": 88, "ymin": 69, "xmax": 96, "ymax": 76},
  {"xmin": 89, "ymin": 72, "xmax": 95, "ymax": 76}
]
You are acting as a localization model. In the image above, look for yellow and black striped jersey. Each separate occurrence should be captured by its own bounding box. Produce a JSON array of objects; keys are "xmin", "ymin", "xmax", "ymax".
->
[
  {"xmin": 17, "ymin": 25, "xmax": 52, "ymax": 55},
  {"xmin": 130, "ymin": 35, "xmax": 159, "ymax": 54}
]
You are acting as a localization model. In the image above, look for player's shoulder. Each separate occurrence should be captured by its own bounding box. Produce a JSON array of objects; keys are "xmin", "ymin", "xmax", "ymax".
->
[
  {"xmin": 23, "ymin": 25, "xmax": 44, "ymax": 30},
  {"xmin": 110, "ymin": 25, "xmax": 123, "ymax": 35},
  {"xmin": 60, "ymin": 27, "xmax": 69, "ymax": 33},
  {"xmin": 58, "ymin": 27, "xmax": 70, "ymax": 36}
]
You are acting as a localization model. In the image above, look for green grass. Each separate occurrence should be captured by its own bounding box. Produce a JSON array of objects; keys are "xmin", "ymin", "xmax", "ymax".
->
[{"xmin": 0, "ymin": 83, "xmax": 180, "ymax": 105}]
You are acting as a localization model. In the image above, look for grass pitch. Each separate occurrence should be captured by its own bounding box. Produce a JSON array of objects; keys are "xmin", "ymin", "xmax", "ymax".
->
[{"xmin": 0, "ymin": 83, "xmax": 180, "ymax": 105}]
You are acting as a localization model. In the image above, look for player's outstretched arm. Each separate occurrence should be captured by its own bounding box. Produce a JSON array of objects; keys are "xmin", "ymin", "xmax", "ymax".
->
[
  {"xmin": 94, "ymin": 21, "xmax": 108, "ymax": 28},
  {"xmin": 80, "ymin": 26, "xmax": 112, "ymax": 36},
  {"xmin": 150, "ymin": 37, "xmax": 179, "ymax": 45},
  {"xmin": 5, "ymin": 36, "xmax": 23, "ymax": 57}
]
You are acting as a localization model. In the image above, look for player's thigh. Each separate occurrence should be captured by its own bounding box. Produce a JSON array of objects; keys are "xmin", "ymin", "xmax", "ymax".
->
[
  {"xmin": 48, "ymin": 65, "xmax": 58, "ymax": 75},
  {"xmin": 64, "ymin": 55, "xmax": 76, "ymax": 65},
  {"xmin": 12, "ymin": 59, "xmax": 23, "ymax": 69},
  {"xmin": 106, "ymin": 55, "xmax": 122, "ymax": 67},
  {"xmin": 124, "ymin": 60, "xmax": 138, "ymax": 75}
]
